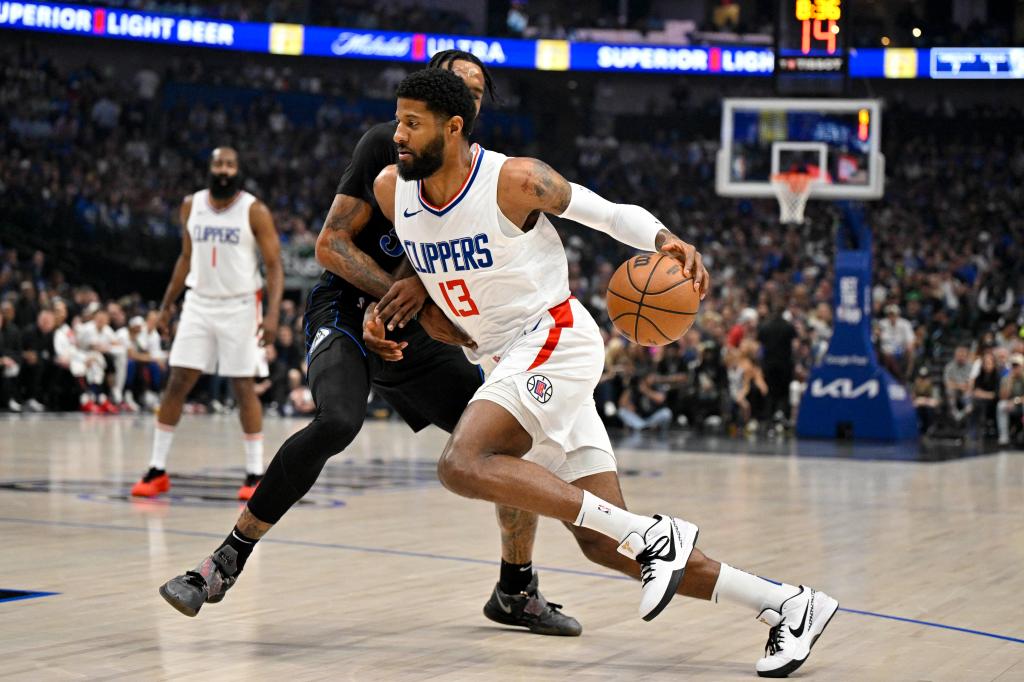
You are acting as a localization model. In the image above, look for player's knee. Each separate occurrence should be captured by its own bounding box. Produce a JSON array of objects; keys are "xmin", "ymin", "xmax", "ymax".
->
[
  {"xmin": 316, "ymin": 408, "xmax": 363, "ymax": 454},
  {"xmin": 231, "ymin": 377, "xmax": 255, "ymax": 397},
  {"xmin": 164, "ymin": 370, "xmax": 193, "ymax": 398},
  {"xmin": 437, "ymin": 439, "xmax": 483, "ymax": 497}
]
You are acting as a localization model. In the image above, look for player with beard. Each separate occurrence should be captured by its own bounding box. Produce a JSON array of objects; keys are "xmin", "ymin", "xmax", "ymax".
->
[
  {"xmin": 156, "ymin": 52, "xmax": 581, "ymax": 638},
  {"xmin": 130, "ymin": 147, "xmax": 283, "ymax": 501},
  {"xmin": 368, "ymin": 69, "xmax": 838, "ymax": 678}
]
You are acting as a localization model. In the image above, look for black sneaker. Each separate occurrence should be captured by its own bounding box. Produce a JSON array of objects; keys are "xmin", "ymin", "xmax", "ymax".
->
[
  {"xmin": 483, "ymin": 571, "xmax": 582, "ymax": 636},
  {"xmin": 159, "ymin": 546, "xmax": 239, "ymax": 616}
]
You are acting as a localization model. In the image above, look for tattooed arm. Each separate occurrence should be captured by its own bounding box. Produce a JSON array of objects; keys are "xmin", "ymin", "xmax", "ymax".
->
[
  {"xmin": 313, "ymin": 193, "xmax": 397, "ymax": 300},
  {"xmin": 497, "ymin": 157, "xmax": 709, "ymax": 298},
  {"xmin": 496, "ymin": 157, "xmax": 573, "ymax": 230}
]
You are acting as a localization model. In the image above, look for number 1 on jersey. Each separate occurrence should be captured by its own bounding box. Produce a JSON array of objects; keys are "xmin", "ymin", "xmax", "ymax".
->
[{"xmin": 438, "ymin": 279, "xmax": 479, "ymax": 317}]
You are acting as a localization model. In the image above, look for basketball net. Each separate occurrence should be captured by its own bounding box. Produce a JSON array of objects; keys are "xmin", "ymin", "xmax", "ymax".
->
[{"xmin": 771, "ymin": 172, "xmax": 817, "ymax": 224}]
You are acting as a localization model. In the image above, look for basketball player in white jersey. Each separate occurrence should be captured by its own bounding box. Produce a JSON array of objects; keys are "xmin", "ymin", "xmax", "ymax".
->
[
  {"xmin": 131, "ymin": 147, "xmax": 283, "ymax": 501},
  {"xmin": 369, "ymin": 69, "xmax": 837, "ymax": 678}
]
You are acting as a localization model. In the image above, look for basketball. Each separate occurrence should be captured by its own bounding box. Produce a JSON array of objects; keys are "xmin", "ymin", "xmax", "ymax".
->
[{"xmin": 606, "ymin": 253, "xmax": 700, "ymax": 346}]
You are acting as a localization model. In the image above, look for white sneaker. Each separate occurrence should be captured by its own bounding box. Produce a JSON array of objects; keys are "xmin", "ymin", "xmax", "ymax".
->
[
  {"xmin": 7, "ymin": 399, "xmax": 22, "ymax": 413},
  {"xmin": 755, "ymin": 585, "xmax": 839, "ymax": 678},
  {"xmin": 617, "ymin": 515, "xmax": 699, "ymax": 621},
  {"xmin": 26, "ymin": 399, "xmax": 45, "ymax": 412},
  {"xmin": 123, "ymin": 392, "xmax": 141, "ymax": 413}
]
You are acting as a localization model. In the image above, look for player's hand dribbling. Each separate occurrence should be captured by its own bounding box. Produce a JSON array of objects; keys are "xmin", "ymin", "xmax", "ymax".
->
[
  {"xmin": 418, "ymin": 302, "xmax": 477, "ymax": 351},
  {"xmin": 364, "ymin": 303, "xmax": 408, "ymax": 362},
  {"xmin": 655, "ymin": 230, "xmax": 711, "ymax": 300},
  {"xmin": 377, "ymin": 276, "xmax": 428, "ymax": 331}
]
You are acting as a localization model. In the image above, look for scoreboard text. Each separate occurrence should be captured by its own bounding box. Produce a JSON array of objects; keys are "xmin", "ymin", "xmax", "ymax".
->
[{"xmin": 776, "ymin": 0, "xmax": 847, "ymax": 91}]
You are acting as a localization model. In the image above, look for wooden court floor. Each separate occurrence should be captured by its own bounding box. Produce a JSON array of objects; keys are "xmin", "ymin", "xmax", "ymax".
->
[{"xmin": 1, "ymin": 414, "xmax": 1022, "ymax": 681}]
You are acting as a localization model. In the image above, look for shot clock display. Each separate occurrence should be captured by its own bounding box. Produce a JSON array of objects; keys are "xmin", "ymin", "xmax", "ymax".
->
[{"xmin": 775, "ymin": 0, "xmax": 849, "ymax": 95}]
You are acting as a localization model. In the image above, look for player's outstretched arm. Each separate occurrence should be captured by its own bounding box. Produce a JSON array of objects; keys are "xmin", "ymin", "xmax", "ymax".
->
[
  {"xmin": 498, "ymin": 157, "xmax": 709, "ymax": 299},
  {"xmin": 157, "ymin": 195, "xmax": 195, "ymax": 332},
  {"xmin": 315, "ymin": 193, "xmax": 396, "ymax": 300},
  {"xmin": 250, "ymin": 200, "xmax": 283, "ymax": 346}
]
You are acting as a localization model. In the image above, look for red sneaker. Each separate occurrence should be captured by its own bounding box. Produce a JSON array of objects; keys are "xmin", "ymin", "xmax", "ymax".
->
[
  {"xmin": 81, "ymin": 399, "xmax": 102, "ymax": 414},
  {"xmin": 131, "ymin": 468, "xmax": 171, "ymax": 497},
  {"xmin": 100, "ymin": 399, "xmax": 120, "ymax": 414},
  {"xmin": 237, "ymin": 474, "xmax": 262, "ymax": 501}
]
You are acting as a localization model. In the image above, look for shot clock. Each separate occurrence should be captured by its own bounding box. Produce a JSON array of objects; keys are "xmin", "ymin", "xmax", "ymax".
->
[{"xmin": 775, "ymin": 0, "xmax": 849, "ymax": 95}]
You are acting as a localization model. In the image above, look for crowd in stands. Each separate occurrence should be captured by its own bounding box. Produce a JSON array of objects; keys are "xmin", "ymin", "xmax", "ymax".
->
[
  {"xmin": 0, "ymin": 245, "xmax": 315, "ymax": 417},
  {"xmin": 0, "ymin": 42, "xmax": 532, "ymax": 259},
  {"xmin": 0, "ymin": 43, "xmax": 367, "ymax": 260},
  {"xmin": 559, "ymin": 101, "xmax": 1024, "ymax": 442},
  {"xmin": 2, "ymin": 38, "xmax": 1024, "ymax": 445}
]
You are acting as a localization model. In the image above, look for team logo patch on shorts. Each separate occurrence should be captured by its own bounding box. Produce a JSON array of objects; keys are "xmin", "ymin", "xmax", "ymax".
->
[
  {"xmin": 526, "ymin": 374, "xmax": 553, "ymax": 404},
  {"xmin": 309, "ymin": 326, "xmax": 332, "ymax": 353}
]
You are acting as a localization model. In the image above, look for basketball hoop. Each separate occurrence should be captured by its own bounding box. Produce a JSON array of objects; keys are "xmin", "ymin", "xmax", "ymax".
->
[{"xmin": 771, "ymin": 172, "xmax": 818, "ymax": 224}]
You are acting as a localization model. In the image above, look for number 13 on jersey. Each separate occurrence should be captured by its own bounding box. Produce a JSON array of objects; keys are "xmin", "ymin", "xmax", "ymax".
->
[{"xmin": 438, "ymin": 279, "xmax": 479, "ymax": 317}]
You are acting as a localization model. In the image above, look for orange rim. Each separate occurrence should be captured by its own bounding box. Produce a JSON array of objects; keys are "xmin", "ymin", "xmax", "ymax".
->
[{"xmin": 771, "ymin": 172, "xmax": 814, "ymax": 194}]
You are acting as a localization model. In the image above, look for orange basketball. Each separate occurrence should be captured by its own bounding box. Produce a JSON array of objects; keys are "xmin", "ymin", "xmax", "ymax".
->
[{"xmin": 606, "ymin": 253, "xmax": 700, "ymax": 346}]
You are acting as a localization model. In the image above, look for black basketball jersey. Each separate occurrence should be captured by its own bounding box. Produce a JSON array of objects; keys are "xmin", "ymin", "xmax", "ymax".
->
[{"xmin": 306, "ymin": 121, "xmax": 402, "ymax": 332}]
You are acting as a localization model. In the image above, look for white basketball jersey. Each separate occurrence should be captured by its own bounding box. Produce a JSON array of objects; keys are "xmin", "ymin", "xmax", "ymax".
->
[
  {"xmin": 394, "ymin": 145, "xmax": 571, "ymax": 363},
  {"xmin": 184, "ymin": 189, "xmax": 263, "ymax": 297}
]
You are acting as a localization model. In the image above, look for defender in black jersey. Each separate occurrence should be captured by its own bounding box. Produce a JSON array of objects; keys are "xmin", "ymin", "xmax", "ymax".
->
[{"xmin": 159, "ymin": 52, "xmax": 581, "ymax": 637}]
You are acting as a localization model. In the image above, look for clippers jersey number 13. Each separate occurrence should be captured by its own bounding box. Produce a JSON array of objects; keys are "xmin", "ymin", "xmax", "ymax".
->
[{"xmin": 438, "ymin": 279, "xmax": 479, "ymax": 317}]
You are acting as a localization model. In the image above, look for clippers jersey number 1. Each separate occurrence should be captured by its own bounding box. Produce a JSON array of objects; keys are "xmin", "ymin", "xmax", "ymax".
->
[{"xmin": 438, "ymin": 279, "xmax": 479, "ymax": 317}]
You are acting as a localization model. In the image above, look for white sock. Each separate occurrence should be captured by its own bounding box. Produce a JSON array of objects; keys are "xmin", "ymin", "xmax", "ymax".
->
[
  {"xmin": 712, "ymin": 563, "xmax": 801, "ymax": 614},
  {"xmin": 150, "ymin": 422, "xmax": 175, "ymax": 470},
  {"xmin": 572, "ymin": 490, "xmax": 654, "ymax": 542},
  {"xmin": 243, "ymin": 433, "xmax": 264, "ymax": 475}
]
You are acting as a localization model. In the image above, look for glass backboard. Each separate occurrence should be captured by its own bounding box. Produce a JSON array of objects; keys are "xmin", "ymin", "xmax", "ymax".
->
[{"xmin": 715, "ymin": 98, "xmax": 884, "ymax": 200}]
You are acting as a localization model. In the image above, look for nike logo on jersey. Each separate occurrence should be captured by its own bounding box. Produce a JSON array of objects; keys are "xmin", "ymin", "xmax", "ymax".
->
[
  {"xmin": 789, "ymin": 601, "xmax": 810, "ymax": 638},
  {"xmin": 404, "ymin": 234, "xmax": 493, "ymax": 274},
  {"xmin": 403, "ymin": 208, "xmax": 423, "ymax": 218}
]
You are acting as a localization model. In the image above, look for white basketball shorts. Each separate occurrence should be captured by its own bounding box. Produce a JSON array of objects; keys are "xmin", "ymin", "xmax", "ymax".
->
[
  {"xmin": 471, "ymin": 298, "xmax": 616, "ymax": 482},
  {"xmin": 168, "ymin": 289, "xmax": 265, "ymax": 378}
]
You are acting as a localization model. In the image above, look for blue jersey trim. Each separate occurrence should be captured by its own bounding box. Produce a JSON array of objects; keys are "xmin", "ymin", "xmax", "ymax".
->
[{"xmin": 417, "ymin": 147, "xmax": 485, "ymax": 217}]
